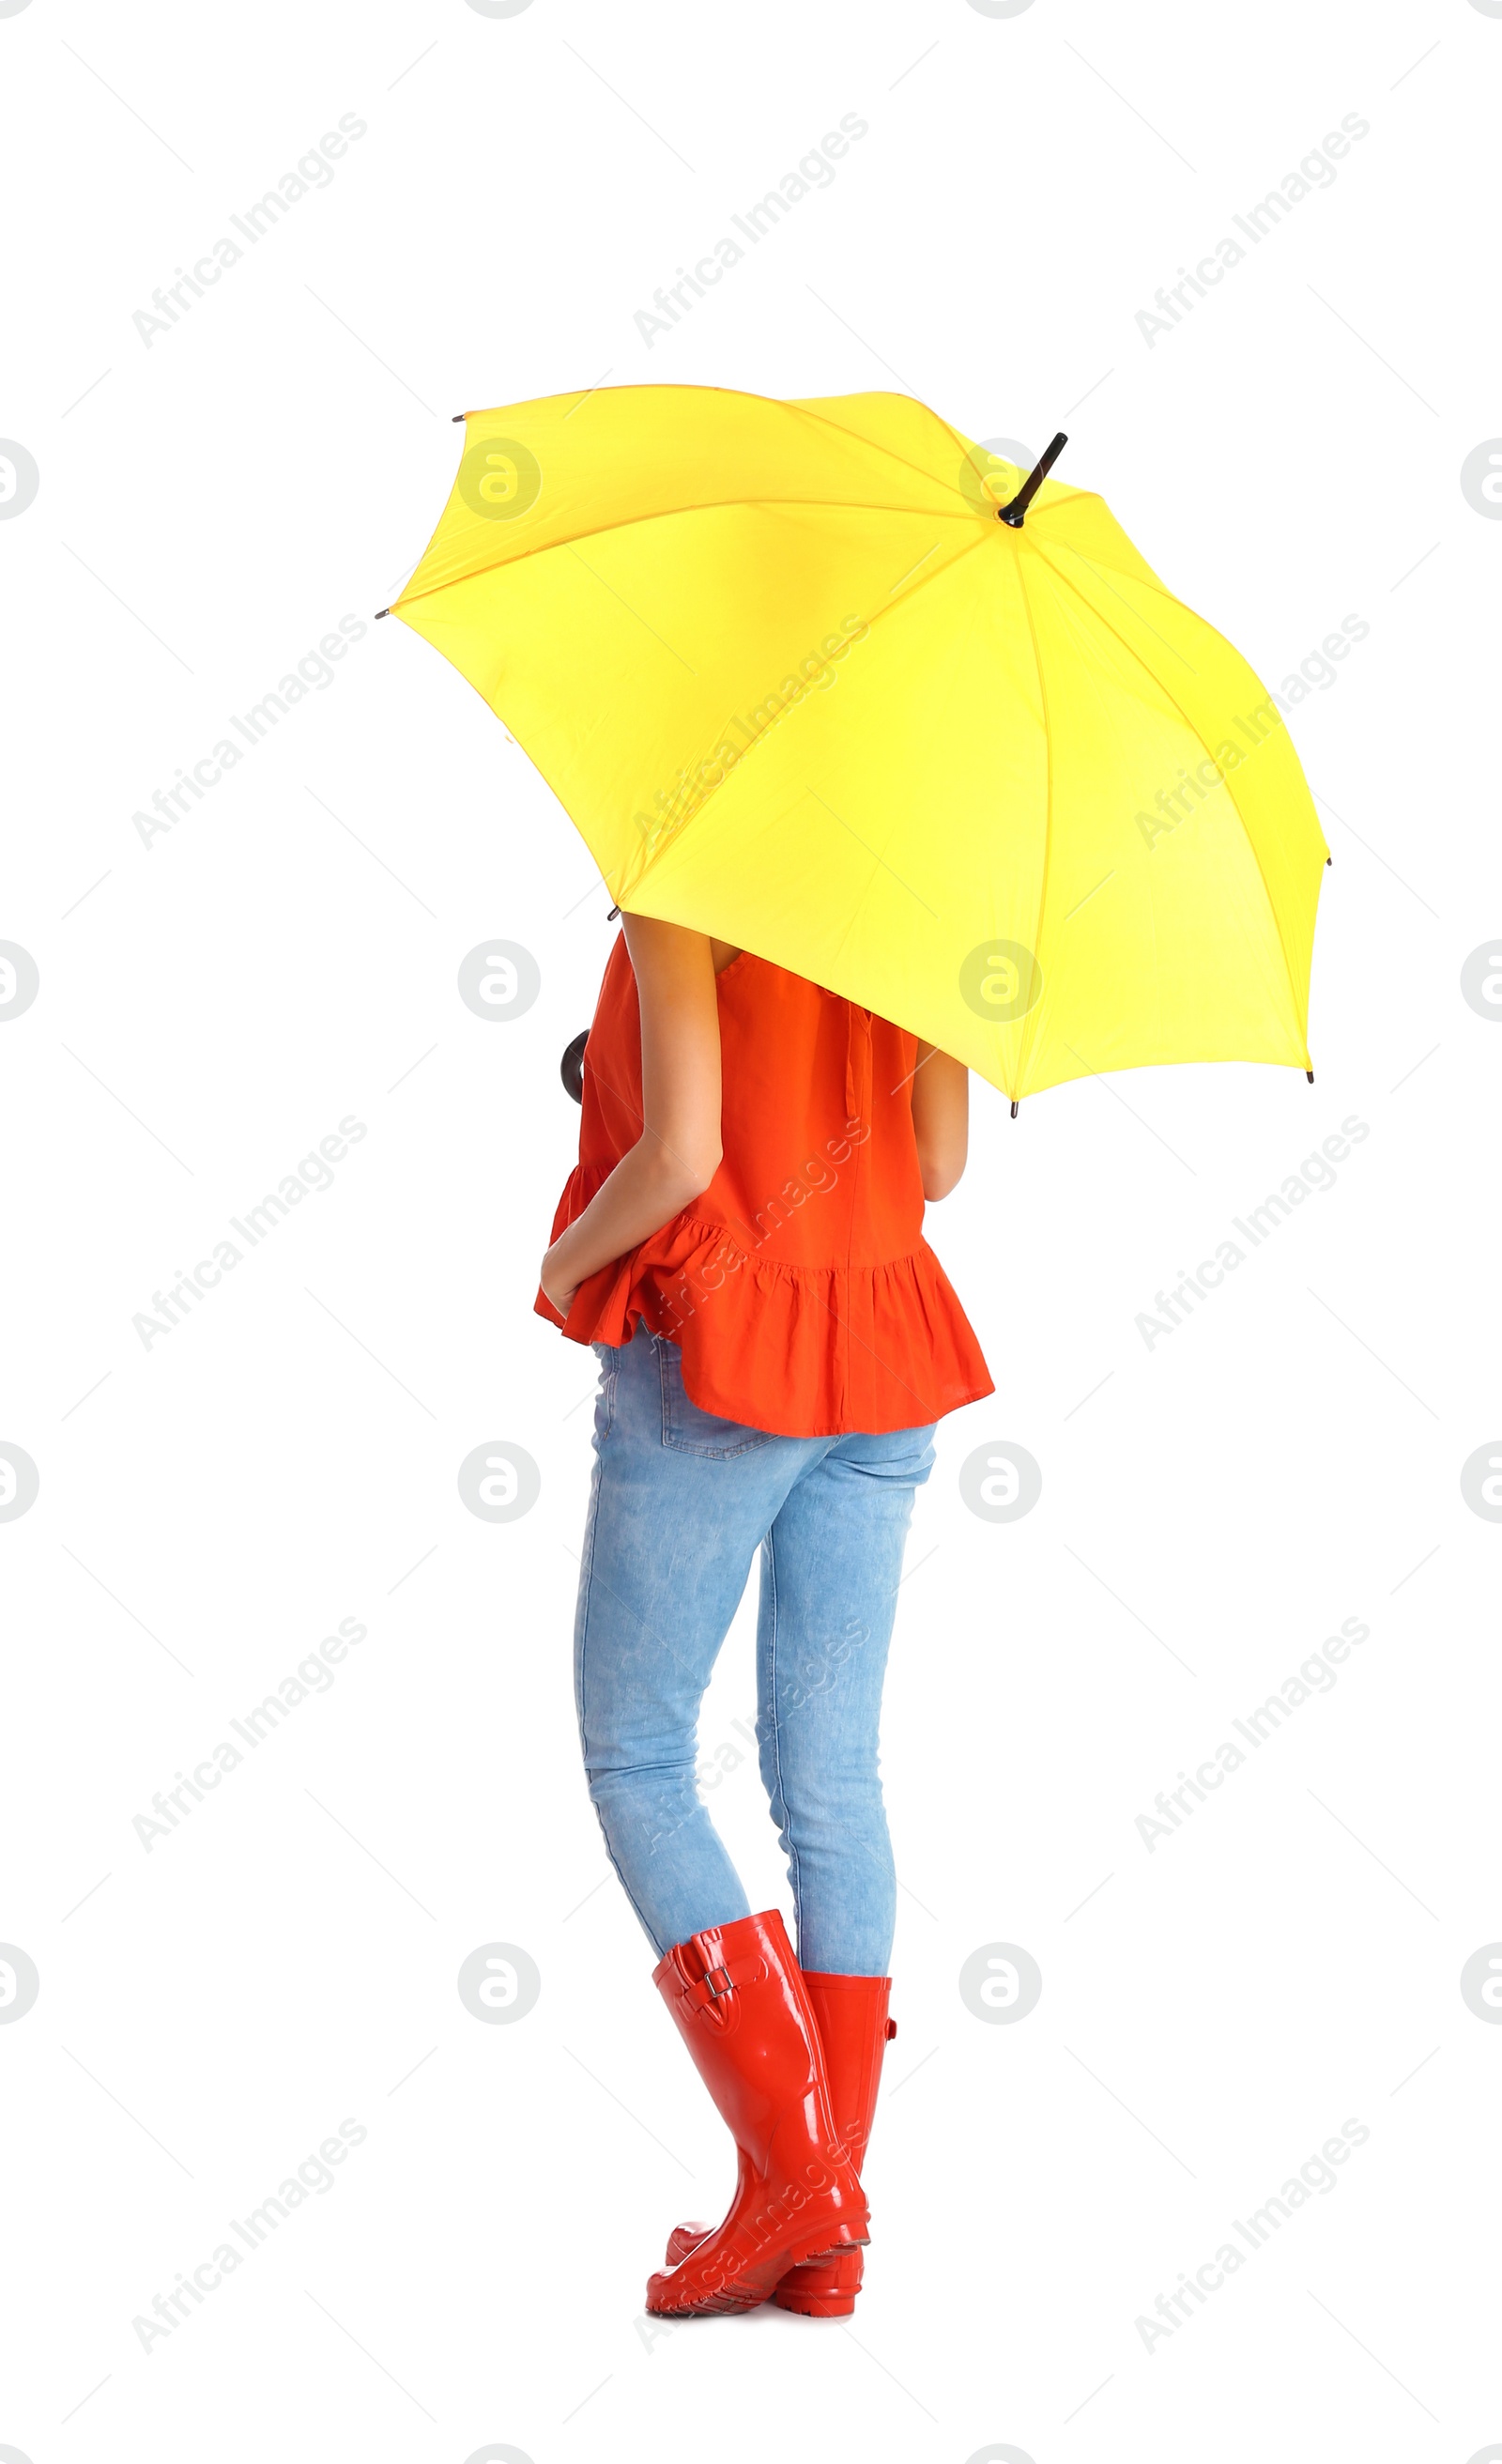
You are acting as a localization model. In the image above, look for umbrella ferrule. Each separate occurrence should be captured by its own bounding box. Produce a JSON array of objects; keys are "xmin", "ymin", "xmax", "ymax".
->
[{"xmin": 997, "ymin": 431, "xmax": 1068, "ymax": 527}]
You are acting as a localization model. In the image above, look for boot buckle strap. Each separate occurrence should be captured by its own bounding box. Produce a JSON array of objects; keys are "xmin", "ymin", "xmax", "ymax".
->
[{"xmin": 680, "ymin": 1952, "xmax": 761, "ymax": 2011}]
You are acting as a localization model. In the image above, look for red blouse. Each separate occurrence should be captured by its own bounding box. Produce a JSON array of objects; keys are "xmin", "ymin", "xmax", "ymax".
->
[{"xmin": 535, "ymin": 936, "xmax": 993, "ymax": 1438}]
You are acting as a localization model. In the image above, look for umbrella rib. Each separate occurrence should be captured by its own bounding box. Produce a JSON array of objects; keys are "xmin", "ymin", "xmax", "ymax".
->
[
  {"xmin": 1039, "ymin": 525, "xmax": 1299, "ymax": 690},
  {"xmin": 470, "ymin": 375, "xmax": 990, "ymax": 532},
  {"xmin": 1026, "ymin": 537, "xmax": 1310, "ymax": 1050},
  {"xmin": 1009, "ymin": 545, "xmax": 1055, "ymax": 1101},
  {"xmin": 778, "ymin": 389, "xmax": 1086, "ymax": 536},
  {"xmin": 1019, "ymin": 514, "xmax": 1164, "ymax": 593},
  {"xmin": 392, "ymin": 494, "xmax": 980, "ymax": 614},
  {"xmin": 1044, "ymin": 536, "xmax": 1201, "ymax": 676},
  {"xmin": 781, "ymin": 389, "xmax": 999, "ymax": 505}
]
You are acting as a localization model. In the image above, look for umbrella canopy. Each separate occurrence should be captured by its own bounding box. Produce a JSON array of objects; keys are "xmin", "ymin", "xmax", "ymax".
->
[{"xmin": 388, "ymin": 384, "xmax": 1326, "ymax": 1102}]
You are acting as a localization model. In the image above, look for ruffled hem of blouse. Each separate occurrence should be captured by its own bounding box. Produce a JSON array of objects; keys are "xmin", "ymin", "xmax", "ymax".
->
[{"xmin": 534, "ymin": 1201, "xmax": 994, "ymax": 1438}]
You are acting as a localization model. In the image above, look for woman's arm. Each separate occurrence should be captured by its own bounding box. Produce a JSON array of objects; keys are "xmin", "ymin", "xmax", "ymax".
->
[
  {"xmin": 910, "ymin": 1043, "xmax": 969, "ymax": 1200},
  {"xmin": 539, "ymin": 914, "xmax": 723, "ymax": 1317}
]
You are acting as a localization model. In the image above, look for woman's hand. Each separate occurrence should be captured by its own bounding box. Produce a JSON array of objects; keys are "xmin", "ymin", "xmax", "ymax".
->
[{"xmin": 539, "ymin": 1241, "xmax": 581, "ymax": 1320}]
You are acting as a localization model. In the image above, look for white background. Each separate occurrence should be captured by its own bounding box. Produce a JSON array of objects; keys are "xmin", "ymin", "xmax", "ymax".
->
[{"xmin": 2, "ymin": 2, "xmax": 1499, "ymax": 2459}]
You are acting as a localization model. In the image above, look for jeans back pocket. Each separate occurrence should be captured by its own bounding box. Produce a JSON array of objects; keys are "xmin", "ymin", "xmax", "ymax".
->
[{"xmin": 655, "ymin": 1335, "xmax": 776, "ymax": 1458}]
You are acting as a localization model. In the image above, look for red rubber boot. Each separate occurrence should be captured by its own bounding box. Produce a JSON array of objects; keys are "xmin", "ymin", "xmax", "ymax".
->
[
  {"xmin": 774, "ymin": 1974, "xmax": 895, "ymax": 2315},
  {"xmin": 644, "ymin": 1910, "xmax": 869, "ymax": 2317},
  {"xmin": 665, "ymin": 1972, "xmax": 897, "ymax": 2318}
]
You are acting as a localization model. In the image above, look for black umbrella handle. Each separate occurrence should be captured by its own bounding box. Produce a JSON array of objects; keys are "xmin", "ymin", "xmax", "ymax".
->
[
  {"xmin": 560, "ymin": 1028, "xmax": 590, "ymax": 1102},
  {"xmin": 998, "ymin": 431, "xmax": 1068, "ymax": 528}
]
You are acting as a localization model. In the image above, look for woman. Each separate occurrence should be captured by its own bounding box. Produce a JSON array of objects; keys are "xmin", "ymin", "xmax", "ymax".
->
[{"xmin": 537, "ymin": 913, "xmax": 993, "ymax": 2318}]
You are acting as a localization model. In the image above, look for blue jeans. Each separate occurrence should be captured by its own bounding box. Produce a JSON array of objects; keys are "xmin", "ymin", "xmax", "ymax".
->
[{"xmin": 573, "ymin": 1323, "xmax": 937, "ymax": 1976}]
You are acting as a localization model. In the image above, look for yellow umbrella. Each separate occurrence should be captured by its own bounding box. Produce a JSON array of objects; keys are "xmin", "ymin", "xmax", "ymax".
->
[{"xmin": 385, "ymin": 385, "xmax": 1326, "ymax": 1107}]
